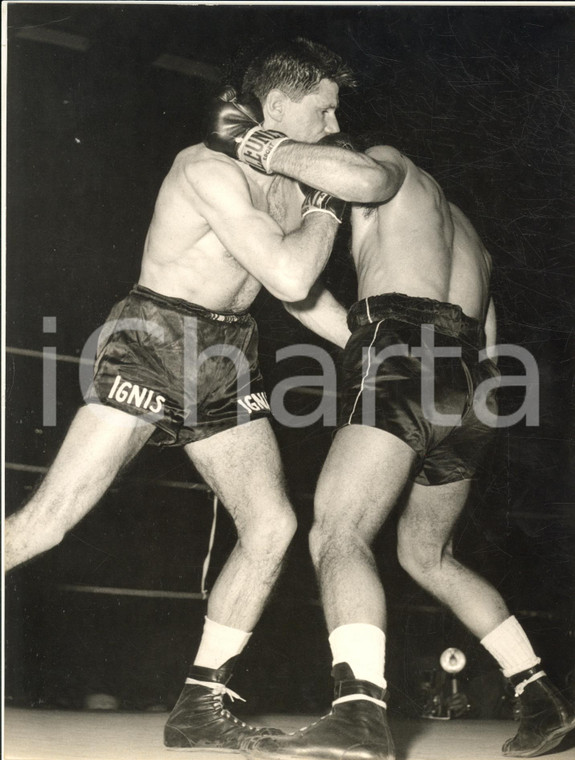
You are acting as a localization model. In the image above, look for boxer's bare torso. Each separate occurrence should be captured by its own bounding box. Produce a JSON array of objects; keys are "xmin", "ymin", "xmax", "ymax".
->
[
  {"xmin": 351, "ymin": 145, "xmax": 492, "ymax": 322},
  {"xmin": 139, "ymin": 144, "xmax": 280, "ymax": 312}
]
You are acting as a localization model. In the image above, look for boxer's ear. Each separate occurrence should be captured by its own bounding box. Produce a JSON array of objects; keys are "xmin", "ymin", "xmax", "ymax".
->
[{"xmin": 263, "ymin": 88, "xmax": 288, "ymax": 124}]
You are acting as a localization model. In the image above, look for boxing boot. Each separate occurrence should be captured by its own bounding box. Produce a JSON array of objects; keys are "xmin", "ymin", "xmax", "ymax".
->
[
  {"xmin": 502, "ymin": 666, "xmax": 575, "ymax": 757},
  {"xmin": 164, "ymin": 659, "xmax": 282, "ymax": 751},
  {"xmin": 247, "ymin": 662, "xmax": 395, "ymax": 760}
]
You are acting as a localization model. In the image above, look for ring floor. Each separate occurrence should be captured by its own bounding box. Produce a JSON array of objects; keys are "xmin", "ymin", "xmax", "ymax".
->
[{"xmin": 4, "ymin": 708, "xmax": 575, "ymax": 760}]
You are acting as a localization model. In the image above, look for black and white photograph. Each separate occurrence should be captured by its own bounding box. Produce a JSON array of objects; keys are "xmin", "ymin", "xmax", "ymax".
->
[{"xmin": 3, "ymin": 2, "xmax": 575, "ymax": 759}]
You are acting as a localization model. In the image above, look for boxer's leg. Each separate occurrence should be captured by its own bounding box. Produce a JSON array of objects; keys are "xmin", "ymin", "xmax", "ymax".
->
[
  {"xmin": 311, "ymin": 425, "xmax": 415, "ymax": 635},
  {"xmin": 165, "ymin": 418, "xmax": 295, "ymax": 751},
  {"xmin": 5, "ymin": 404, "xmax": 153, "ymax": 571},
  {"xmin": 185, "ymin": 417, "xmax": 296, "ymax": 633},
  {"xmin": 398, "ymin": 481, "xmax": 575, "ymax": 757},
  {"xmin": 248, "ymin": 425, "xmax": 415, "ymax": 760},
  {"xmin": 397, "ymin": 479, "xmax": 509, "ymax": 637}
]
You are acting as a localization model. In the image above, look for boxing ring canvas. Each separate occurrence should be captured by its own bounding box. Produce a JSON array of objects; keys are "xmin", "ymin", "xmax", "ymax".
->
[
  {"xmin": 6, "ymin": 708, "xmax": 555, "ymax": 760},
  {"xmin": 3, "ymin": 2, "xmax": 575, "ymax": 759}
]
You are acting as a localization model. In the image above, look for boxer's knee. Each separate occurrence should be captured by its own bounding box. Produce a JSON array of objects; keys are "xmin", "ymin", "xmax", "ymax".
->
[
  {"xmin": 397, "ymin": 528, "xmax": 447, "ymax": 584},
  {"xmin": 6, "ymin": 504, "xmax": 67, "ymax": 566},
  {"xmin": 39, "ymin": 522, "xmax": 68, "ymax": 554},
  {"xmin": 309, "ymin": 514, "xmax": 368, "ymax": 572},
  {"xmin": 238, "ymin": 502, "xmax": 296, "ymax": 560}
]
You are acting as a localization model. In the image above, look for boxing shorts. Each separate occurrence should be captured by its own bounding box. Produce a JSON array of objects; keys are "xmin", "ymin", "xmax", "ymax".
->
[
  {"xmin": 339, "ymin": 292, "xmax": 500, "ymax": 485},
  {"xmin": 85, "ymin": 285, "xmax": 270, "ymax": 446}
]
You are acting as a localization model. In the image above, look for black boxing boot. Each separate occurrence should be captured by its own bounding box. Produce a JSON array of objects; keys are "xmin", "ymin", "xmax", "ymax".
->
[
  {"xmin": 502, "ymin": 667, "xmax": 575, "ymax": 757},
  {"xmin": 164, "ymin": 658, "xmax": 283, "ymax": 751},
  {"xmin": 247, "ymin": 662, "xmax": 395, "ymax": 760}
]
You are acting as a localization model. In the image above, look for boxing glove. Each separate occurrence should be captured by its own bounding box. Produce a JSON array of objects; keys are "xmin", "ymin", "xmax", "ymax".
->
[
  {"xmin": 301, "ymin": 189, "xmax": 347, "ymax": 224},
  {"xmin": 203, "ymin": 87, "xmax": 291, "ymax": 174},
  {"xmin": 300, "ymin": 133, "xmax": 358, "ymax": 223}
]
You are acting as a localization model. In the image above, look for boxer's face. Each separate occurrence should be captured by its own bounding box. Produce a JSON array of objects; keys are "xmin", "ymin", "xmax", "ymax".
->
[{"xmin": 280, "ymin": 78, "xmax": 340, "ymax": 143}]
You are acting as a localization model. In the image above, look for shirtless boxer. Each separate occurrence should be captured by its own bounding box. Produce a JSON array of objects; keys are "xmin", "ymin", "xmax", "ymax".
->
[
  {"xmin": 5, "ymin": 39, "xmax": 404, "ymax": 752},
  {"xmin": 237, "ymin": 141, "xmax": 575, "ymax": 758}
]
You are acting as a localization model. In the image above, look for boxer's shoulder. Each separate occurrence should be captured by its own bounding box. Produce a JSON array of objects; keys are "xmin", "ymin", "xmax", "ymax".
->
[{"xmin": 175, "ymin": 143, "xmax": 251, "ymax": 195}]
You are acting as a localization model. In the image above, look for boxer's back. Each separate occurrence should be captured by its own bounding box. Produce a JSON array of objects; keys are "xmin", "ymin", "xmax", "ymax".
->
[{"xmin": 351, "ymin": 146, "xmax": 492, "ymax": 321}]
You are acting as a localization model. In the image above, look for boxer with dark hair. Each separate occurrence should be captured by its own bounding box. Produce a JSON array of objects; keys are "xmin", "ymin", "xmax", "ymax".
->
[
  {"xmin": 241, "ymin": 145, "xmax": 575, "ymax": 758},
  {"xmin": 242, "ymin": 37, "xmax": 356, "ymax": 105},
  {"xmin": 5, "ymin": 39, "xmax": 406, "ymax": 752}
]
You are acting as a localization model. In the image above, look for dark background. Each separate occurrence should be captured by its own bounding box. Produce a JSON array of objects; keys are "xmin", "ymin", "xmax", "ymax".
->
[{"xmin": 4, "ymin": 2, "xmax": 575, "ymax": 717}]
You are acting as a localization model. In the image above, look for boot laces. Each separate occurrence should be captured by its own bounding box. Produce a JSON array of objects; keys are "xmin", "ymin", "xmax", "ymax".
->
[
  {"xmin": 185, "ymin": 678, "xmax": 252, "ymax": 729},
  {"xmin": 209, "ymin": 685, "xmax": 254, "ymax": 731},
  {"xmin": 185, "ymin": 678, "xmax": 246, "ymax": 704}
]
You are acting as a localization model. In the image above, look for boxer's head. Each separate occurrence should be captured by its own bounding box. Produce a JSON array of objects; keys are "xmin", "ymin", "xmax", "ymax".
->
[{"xmin": 242, "ymin": 38, "xmax": 356, "ymax": 144}]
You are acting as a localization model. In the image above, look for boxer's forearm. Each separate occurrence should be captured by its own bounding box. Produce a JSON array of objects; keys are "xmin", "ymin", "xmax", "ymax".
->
[
  {"xmin": 269, "ymin": 142, "xmax": 402, "ymax": 204},
  {"xmin": 284, "ymin": 282, "xmax": 350, "ymax": 348}
]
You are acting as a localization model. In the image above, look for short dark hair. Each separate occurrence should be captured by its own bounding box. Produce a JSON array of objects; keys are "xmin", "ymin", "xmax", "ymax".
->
[{"xmin": 242, "ymin": 37, "xmax": 356, "ymax": 104}]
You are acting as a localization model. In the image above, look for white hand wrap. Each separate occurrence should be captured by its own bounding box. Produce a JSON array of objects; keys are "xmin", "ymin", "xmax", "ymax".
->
[{"xmin": 237, "ymin": 127, "xmax": 291, "ymax": 174}]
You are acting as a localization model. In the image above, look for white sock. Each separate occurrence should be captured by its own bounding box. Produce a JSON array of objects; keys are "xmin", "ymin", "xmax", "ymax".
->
[
  {"xmin": 193, "ymin": 616, "xmax": 252, "ymax": 671},
  {"xmin": 480, "ymin": 615, "xmax": 541, "ymax": 678},
  {"xmin": 329, "ymin": 623, "xmax": 387, "ymax": 690}
]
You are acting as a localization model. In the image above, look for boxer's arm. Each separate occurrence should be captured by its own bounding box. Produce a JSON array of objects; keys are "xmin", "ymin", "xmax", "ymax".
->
[
  {"xmin": 485, "ymin": 297, "xmax": 497, "ymax": 363},
  {"xmin": 269, "ymin": 143, "xmax": 406, "ymax": 204},
  {"xmin": 188, "ymin": 159, "xmax": 338, "ymax": 302},
  {"xmin": 283, "ymin": 281, "xmax": 350, "ymax": 349},
  {"xmin": 203, "ymin": 91, "xmax": 404, "ymax": 203}
]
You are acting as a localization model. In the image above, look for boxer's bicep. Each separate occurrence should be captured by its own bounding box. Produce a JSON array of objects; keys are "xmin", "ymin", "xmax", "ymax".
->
[
  {"xmin": 192, "ymin": 163, "xmax": 287, "ymax": 276},
  {"xmin": 188, "ymin": 160, "xmax": 338, "ymax": 302}
]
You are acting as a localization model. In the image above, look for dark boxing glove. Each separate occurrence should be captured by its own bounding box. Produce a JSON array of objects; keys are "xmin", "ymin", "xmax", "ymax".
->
[
  {"xmin": 203, "ymin": 87, "xmax": 291, "ymax": 174},
  {"xmin": 301, "ymin": 189, "xmax": 347, "ymax": 224},
  {"xmin": 300, "ymin": 132, "xmax": 358, "ymax": 223}
]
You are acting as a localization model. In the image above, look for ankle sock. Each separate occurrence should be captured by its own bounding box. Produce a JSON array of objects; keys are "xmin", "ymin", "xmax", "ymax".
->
[
  {"xmin": 480, "ymin": 615, "xmax": 541, "ymax": 678},
  {"xmin": 329, "ymin": 623, "xmax": 387, "ymax": 690},
  {"xmin": 193, "ymin": 616, "xmax": 252, "ymax": 671}
]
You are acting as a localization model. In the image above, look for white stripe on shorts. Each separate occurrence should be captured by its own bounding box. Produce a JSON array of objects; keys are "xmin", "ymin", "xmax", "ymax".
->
[{"xmin": 346, "ymin": 320, "xmax": 383, "ymax": 425}]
